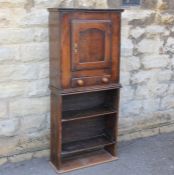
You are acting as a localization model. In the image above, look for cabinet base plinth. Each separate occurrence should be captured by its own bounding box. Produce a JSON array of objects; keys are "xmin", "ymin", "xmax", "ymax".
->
[{"xmin": 50, "ymin": 149, "xmax": 118, "ymax": 173}]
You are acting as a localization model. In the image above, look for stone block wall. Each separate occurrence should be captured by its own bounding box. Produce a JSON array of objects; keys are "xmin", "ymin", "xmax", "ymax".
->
[
  {"xmin": 118, "ymin": 0, "xmax": 174, "ymax": 139},
  {"xmin": 0, "ymin": 0, "xmax": 173, "ymax": 164}
]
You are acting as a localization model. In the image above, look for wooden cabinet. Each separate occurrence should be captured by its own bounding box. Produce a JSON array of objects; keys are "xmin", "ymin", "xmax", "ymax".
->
[{"xmin": 48, "ymin": 8, "xmax": 124, "ymax": 173}]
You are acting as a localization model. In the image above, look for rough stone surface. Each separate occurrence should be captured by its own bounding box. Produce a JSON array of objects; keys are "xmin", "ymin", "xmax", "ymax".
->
[
  {"xmin": 141, "ymin": 0, "xmax": 158, "ymax": 9},
  {"xmin": 157, "ymin": 70, "xmax": 173, "ymax": 82},
  {"xmin": 160, "ymin": 123, "xmax": 174, "ymax": 133},
  {"xmin": 9, "ymin": 153, "xmax": 33, "ymax": 163},
  {"xmin": 121, "ymin": 56, "xmax": 141, "ymax": 71},
  {"xmin": 161, "ymin": 97, "xmax": 174, "ymax": 110},
  {"xmin": 108, "ymin": 0, "xmax": 121, "ymax": 8},
  {"xmin": 18, "ymin": 42, "xmax": 49, "ymax": 62},
  {"xmin": 0, "ymin": 102, "xmax": 7, "ymax": 119},
  {"xmin": 162, "ymin": 0, "xmax": 174, "ymax": 10},
  {"xmin": 121, "ymin": 38, "xmax": 134, "ymax": 57},
  {"xmin": 157, "ymin": 13, "xmax": 174, "ymax": 25},
  {"xmin": 20, "ymin": 114, "xmax": 47, "ymax": 133},
  {"xmin": 130, "ymin": 70, "xmax": 158, "ymax": 84},
  {"xmin": 60, "ymin": 0, "xmax": 108, "ymax": 8},
  {"xmin": 0, "ymin": 137, "xmax": 19, "ymax": 156},
  {"xmin": 137, "ymin": 39, "xmax": 163, "ymax": 54},
  {"xmin": 33, "ymin": 150, "xmax": 50, "ymax": 158},
  {"xmin": 0, "ymin": 0, "xmax": 173, "ymax": 162},
  {"xmin": 0, "ymin": 46, "xmax": 18, "ymax": 61},
  {"xmin": 9, "ymin": 97, "xmax": 50, "ymax": 117},
  {"xmin": 142, "ymin": 55, "xmax": 169, "ymax": 69},
  {"xmin": 130, "ymin": 27, "xmax": 145, "ymax": 39},
  {"xmin": 0, "ymin": 119, "xmax": 20, "ymax": 137},
  {"xmin": 0, "ymin": 158, "xmax": 7, "ymax": 166},
  {"xmin": 0, "ymin": 62, "xmax": 48, "ymax": 82}
]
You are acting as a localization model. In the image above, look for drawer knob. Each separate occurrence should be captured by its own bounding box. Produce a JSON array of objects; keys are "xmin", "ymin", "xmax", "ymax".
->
[
  {"xmin": 102, "ymin": 77, "xmax": 109, "ymax": 83},
  {"xmin": 77, "ymin": 79, "xmax": 84, "ymax": 86}
]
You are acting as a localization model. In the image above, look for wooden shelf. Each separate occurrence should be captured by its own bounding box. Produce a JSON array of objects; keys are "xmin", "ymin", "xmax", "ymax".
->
[
  {"xmin": 58, "ymin": 149, "xmax": 117, "ymax": 173},
  {"xmin": 62, "ymin": 135, "xmax": 115, "ymax": 157},
  {"xmin": 62, "ymin": 106, "xmax": 117, "ymax": 122}
]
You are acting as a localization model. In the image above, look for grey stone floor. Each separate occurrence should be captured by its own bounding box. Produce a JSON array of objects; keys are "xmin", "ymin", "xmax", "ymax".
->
[{"xmin": 0, "ymin": 132, "xmax": 174, "ymax": 175}]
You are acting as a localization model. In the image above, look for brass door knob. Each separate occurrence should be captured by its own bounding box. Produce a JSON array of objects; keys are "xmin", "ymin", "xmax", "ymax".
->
[
  {"xmin": 77, "ymin": 79, "xmax": 84, "ymax": 86},
  {"xmin": 102, "ymin": 77, "xmax": 109, "ymax": 83}
]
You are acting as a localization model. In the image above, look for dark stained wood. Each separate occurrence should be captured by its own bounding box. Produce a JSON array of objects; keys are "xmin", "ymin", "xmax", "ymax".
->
[
  {"xmin": 49, "ymin": 12, "xmax": 61, "ymax": 88},
  {"xmin": 62, "ymin": 136, "xmax": 115, "ymax": 157},
  {"xmin": 72, "ymin": 75, "xmax": 111, "ymax": 87},
  {"xmin": 49, "ymin": 10, "xmax": 123, "ymax": 89},
  {"xmin": 110, "ymin": 13, "xmax": 122, "ymax": 83},
  {"xmin": 60, "ymin": 149, "xmax": 117, "ymax": 173},
  {"xmin": 71, "ymin": 19, "xmax": 112, "ymax": 71},
  {"xmin": 48, "ymin": 8, "xmax": 123, "ymax": 172},
  {"xmin": 62, "ymin": 117, "xmax": 107, "ymax": 144},
  {"xmin": 79, "ymin": 28, "xmax": 105, "ymax": 62},
  {"xmin": 72, "ymin": 69, "xmax": 111, "ymax": 78},
  {"xmin": 62, "ymin": 106, "xmax": 117, "ymax": 122},
  {"xmin": 60, "ymin": 12, "xmax": 71, "ymax": 89},
  {"xmin": 50, "ymin": 93, "xmax": 62, "ymax": 169},
  {"xmin": 62, "ymin": 90, "xmax": 117, "ymax": 112},
  {"xmin": 50, "ymin": 83, "xmax": 122, "ymax": 95},
  {"xmin": 48, "ymin": 8, "xmax": 124, "ymax": 12}
]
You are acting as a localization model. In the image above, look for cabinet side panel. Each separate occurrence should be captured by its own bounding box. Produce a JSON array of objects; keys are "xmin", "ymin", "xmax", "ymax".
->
[
  {"xmin": 60, "ymin": 13, "xmax": 71, "ymax": 89},
  {"xmin": 49, "ymin": 12, "xmax": 61, "ymax": 88},
  {"xmin": 105, "ymin": 90, "xmax": 120, "ymax": 157},
  {"xmin": 105, "ymin": 12, "xmax": 122, "ymax": 156},
  {"xmin": 110, "ymin": 13, "xmax": 121, "ymax": 83},
  {"xmin": 50, "ymin": 93, "xmax": 62, "ymax": 169}
]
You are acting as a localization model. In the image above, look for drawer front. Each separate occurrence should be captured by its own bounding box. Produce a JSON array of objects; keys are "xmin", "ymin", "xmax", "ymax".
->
[{"xmin": 72, "ymin": 75, "xmax": 111, "ymax": 88}]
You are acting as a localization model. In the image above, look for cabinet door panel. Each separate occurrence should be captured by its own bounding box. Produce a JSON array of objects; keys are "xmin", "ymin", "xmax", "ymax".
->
[{"xmin": 71, "ymin": 19, "xmax": 112, "ymax": 71}]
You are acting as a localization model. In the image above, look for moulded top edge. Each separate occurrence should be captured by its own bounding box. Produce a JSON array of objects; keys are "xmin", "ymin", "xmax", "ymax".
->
[
  {"xmin": 50, "ymin": 83, "xmax": 122, "ymax": 96},
  {"xmin": 48, "ymin": 8, "xmax": 124, "ymax": 12}
]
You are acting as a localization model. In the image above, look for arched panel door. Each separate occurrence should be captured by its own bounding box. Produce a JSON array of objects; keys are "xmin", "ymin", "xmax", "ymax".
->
[{"xmin": 71, "ymin": 19, "xmax": 112, "ymax": 71}]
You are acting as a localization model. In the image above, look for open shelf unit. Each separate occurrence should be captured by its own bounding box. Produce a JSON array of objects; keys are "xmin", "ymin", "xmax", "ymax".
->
[
  {"xmin": 62, "ymin": 89, "xmax": 117, "ymax": 122},
  {"xmin": 50, "ymin": 88, "xmax": 120, "ymax": 172}
]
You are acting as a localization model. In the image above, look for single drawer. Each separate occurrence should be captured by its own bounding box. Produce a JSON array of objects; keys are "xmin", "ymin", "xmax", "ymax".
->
[{"xmin": 72, "ymin": 75, "xmax": 111, "ymax": 88}]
